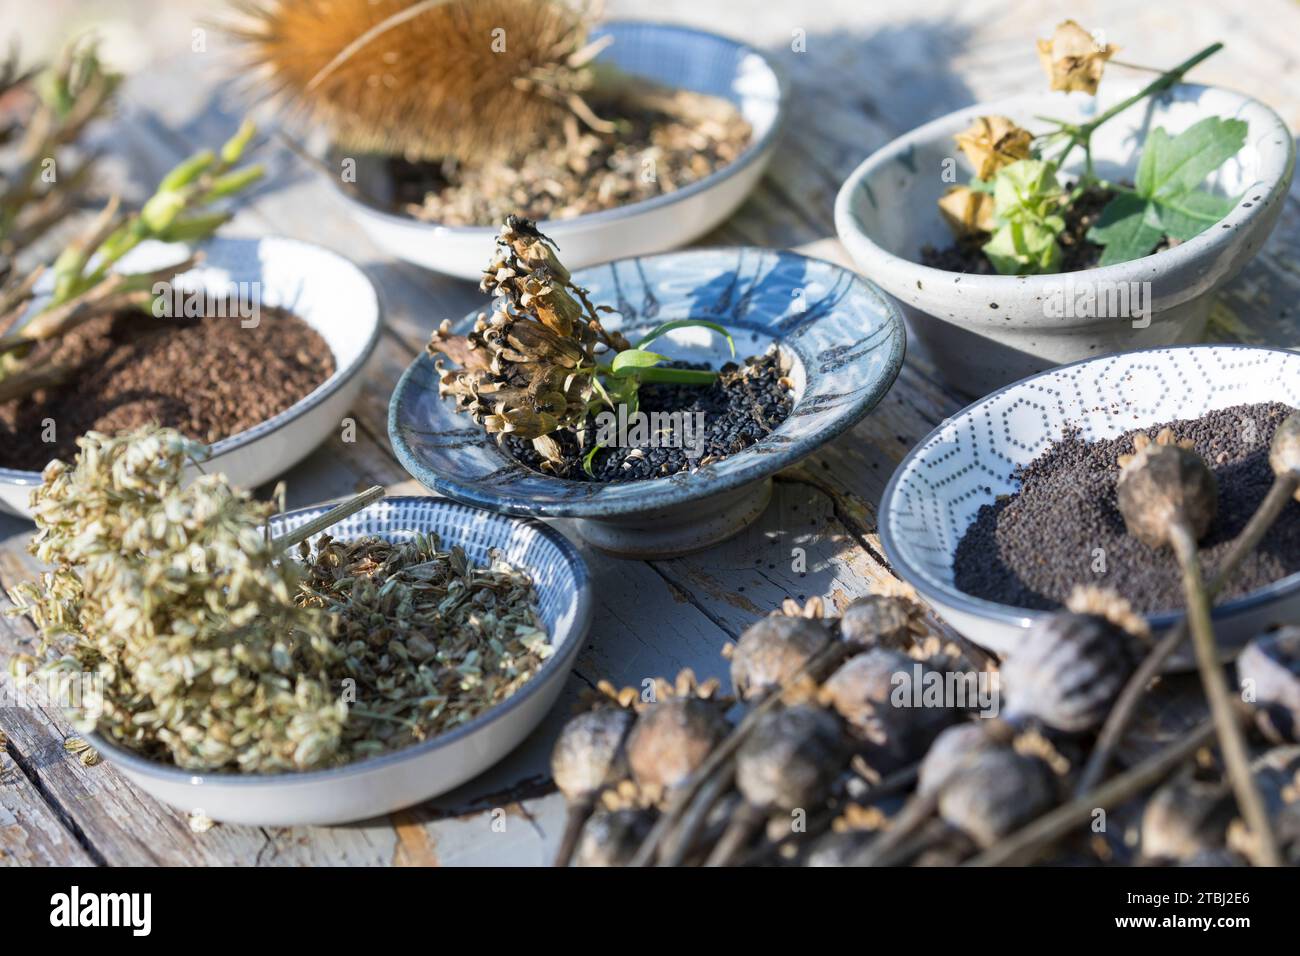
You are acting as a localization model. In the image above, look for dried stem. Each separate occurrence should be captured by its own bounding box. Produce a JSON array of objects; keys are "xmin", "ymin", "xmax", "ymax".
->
[
  {"xmin": 1167, "ymin": 521, "xmax": 1281, "ymax": 867},
  {"xmin": 270, "ymin": 485, "xmax": 386, "ymax": 553},
  {"xmin": 553, "ymin": 795, "xmax": 595, "ymax": 868},
  {"xmin": 703, "ymin": 801, "xmax": 762, "ymax": 867},
  {"xmin": 1076, "ymin": 473, "xmax": 1300, "ymax": 795}
]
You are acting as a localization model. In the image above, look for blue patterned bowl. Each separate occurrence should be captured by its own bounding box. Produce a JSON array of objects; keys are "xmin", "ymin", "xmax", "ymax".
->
[
  {"xmin": 880, "ymin": 345, "xmax": 1300, "ymax": 668},
  {"xmin": 390, "ymin": 248, "xmax": 906, "ymax": 556},
  {"xmin": 89, "ymin": 496, "xmax": 592, "ymax": 826}
]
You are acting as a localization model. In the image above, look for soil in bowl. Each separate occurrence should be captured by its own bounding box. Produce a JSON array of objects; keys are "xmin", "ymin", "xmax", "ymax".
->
[
  {"xmin": 385, "ymin": 90, "xmax": 752, "ymax": 227},
  {"xmin": 920, "ymin": 184, "xmax": 1174, "ymax": 275},
  {"xmin": 0, "ymin": 301, "xmax": 335, "ymax": 471},
  {"xmin": 952, "ymin": 402, "xmax": 1300, "ymax": 614},
  {"xmin": 503, "ymin": 351, "xmax": 794, "ymax": 482}
]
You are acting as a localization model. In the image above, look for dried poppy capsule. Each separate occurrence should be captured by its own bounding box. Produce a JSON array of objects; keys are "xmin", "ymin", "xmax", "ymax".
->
[
  {"xmin": 937, "ymin": 748, "xmax": 1056, "ymax": 849},
  {"xmin": 917, "ymin": 722, "xmax": 1001, "ymax": 796},
  {"xmin": 803, "ymin": 829, "xmax": 876, "ymax": 867},
  {"xmin": 735, "ymin": 705, "xmax": 847, "ymax": 812},
  {"xmin": 839, "ymin": 594, "xmax": 914, "ymax": 650},
  {"xmin": 1000, "ymin": 612, "xmax": 1134, "ymax": 733},
  {"xmin": 821, "ymin": 648, "xmax": 957, "ymax": 772},
  {"xmin": 572, "ymin": 808, "xmax": 655, "ymax": 867},
  {"xmin": 1140, "ymin": 773, "xmax": 1233, "ymax": 863},
  {"xmin": 1115, "ymin": 432, "xmax": 1218, "ymax": 548},
  {"xmin": 729, "ymin": 615, "xmax": 831, "ymax": 701},
  {"xmin": 1268, "ymin": 412, "xmax": 1300, "ymax": 497},
  {"xmin": 626, "ymin": 697, "xmax": 730, "ymax": 795},
  {"xmin": 1238, "ymin": 627, "xmax": 1300, "ymax": 744},
  {"xmin": 550, "ymin": 707, "xmax": 635, "ymax": 867}
]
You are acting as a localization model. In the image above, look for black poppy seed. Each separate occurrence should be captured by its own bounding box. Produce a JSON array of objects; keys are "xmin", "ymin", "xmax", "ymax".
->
[{"xmin": 953, "ymin": 402, "xmax": 1300, "ymax": 615}]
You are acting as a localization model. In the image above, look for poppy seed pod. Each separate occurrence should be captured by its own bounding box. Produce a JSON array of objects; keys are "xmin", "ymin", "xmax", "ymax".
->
[
  {"xmin": 735, "ymin": 704, "xmax": 847, "ymax": 811},
  {"xmin": 1140, "ymin": 773, "xmax": 1233, "ymax": 863},
  {"xmin": 1238, "ymin": 627, "xmax": 1300, "ymax": 744},
  {"xmin": 937, "ymin": 748, "xmax": 1057, "ymax": 848},
  {"xmin": 1267, "ymin": 412, "xmax": 1300, "ymax": 496},
  {"xmin": 572, "ymin": 809, "xmax": 655, "ymax": 867},
  {"xmin": 917, "ymin": 722, "xmax": 1001, "ymax": 796},
  {"xmin": 1115, "ymin": 435, "xmax": 1218, "ymax": 548},
  {"xmin": 821, "ymin": 648, "xmax": 958, "ymax": 772},
  {"xmin": 551, "ymin": 707, "xmax": 635, "ymax": 801},
  {"xmin": 1000, "ymin": 612, "xmax": 1135, "ymax": 733},
  {"xmin": 626, "ymin": 697, "xmax": 730, "ymax": 794},
  {"xmin": 839, "ymin": 594, "xmax": 914, "ymax": 650},
  {"xmin": 730, "ymin": 615, "xmax": 832, "ymax": 701}
]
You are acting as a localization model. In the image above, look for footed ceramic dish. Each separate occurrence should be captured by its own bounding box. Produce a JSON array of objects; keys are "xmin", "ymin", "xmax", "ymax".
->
[
  {"xmin": 88, "ymin": 496, "xmax": 592, "ymax": 827},
  {"xmin": 835, "ymin": 83, "xmax": 1294, "ymax": 396},
  {"xmin": 0, "ymin": 236, "xmax": 381, "ymax": 518},
  {"xmin": 390, "ymin": 247, "xmax": 906, "ymax": 558},
  {"xmin": 330, "ymin": 21, "xmax": 786, "ymax": 279},
  {"xmin": 880, "ymin": 345, "xmax": 1300, "ymax": 668}
]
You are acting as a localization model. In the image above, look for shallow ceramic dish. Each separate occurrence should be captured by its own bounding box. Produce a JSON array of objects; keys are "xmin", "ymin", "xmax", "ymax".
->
[
  {"xmin": 0, "ymin": 236, "xmax": 381, "ymax": 518},
  {"xmin": 880, "ymin": 345, "xmax": 1300, "ymax": 669},
  {"xmin": 88, "ymin": 495, "xmax": 592, "ymax": 826},
  {"xmin": 835, "ymin": 83, "xmax": 1295, "ymax": 396},
  {"xmin": 330, "ymin": 20, "xmax": 786, "ymax": 280},
  {"xmin": 390, "ymin": 247, "xmax": 906, "ymax": 557}
]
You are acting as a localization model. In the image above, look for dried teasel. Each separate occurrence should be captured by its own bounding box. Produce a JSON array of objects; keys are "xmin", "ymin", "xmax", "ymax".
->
[
  {"xmin": 819, "ymin": 649, "xmax": 957, "ymax": 774},
  {"xmin": 729, "ymin": 613, "xmax": 832, "ymax": 702},
  {"xmin": 1238, "ymin": 627, "xmax": 1300, "ymax": 745},
  {"xmin": 1000, "ymin": 611, "xmax": 1136, "ymax": 733},
  {"xmin": 551, "ymin": 706, "xmax": 635, "ymax": 866},
  {"xmin": 225, "ymin": 0, "xmax": 605, "ymax": 164}
]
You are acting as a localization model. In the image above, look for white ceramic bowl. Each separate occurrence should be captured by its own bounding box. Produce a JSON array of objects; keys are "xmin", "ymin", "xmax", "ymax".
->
[
  {"xmin": 880, "ymin": 345, "xmax": 1300, "ymax": 668},
  {"xmin": 0, "ymin": 236, "xmax": 381, "ymax": 517},
  {"xmin": 835, "ymin": 83, "xmax": 1295, "ymax": 396},
  {"xmin": 328, "ymin": 20, "xmax": 786, "ymax": 279},
  {"xmin": 88, "ymin": 496, "xmax": 592, "ymax": 826}
]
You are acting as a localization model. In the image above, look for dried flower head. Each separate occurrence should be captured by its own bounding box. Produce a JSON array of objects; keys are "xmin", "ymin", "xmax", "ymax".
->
[
  {"xmin": 1116, "ymin": 428, "xmax": 1218, "ymax": 548},
  {"xmin": 938, "ymin": 185, "xmax": 996, "ymax": 237},
  {"xmin": 226, "ymin": 0, "xmax": 603, "ymax": 163},
  {"xmin": 625, "ymin": 695, "xmax": 730, "ymax": 800},
  {"xmin": 1065, "ymin": 585, "xmax": 1150, "ymax": 640},
  {"xmin": 1036, "ymin": 20, "xmax": 1117, "ymax": 95},
  {"xmin": 953, "ymin": 115, "xmax": 1033, "ymax": 180}
]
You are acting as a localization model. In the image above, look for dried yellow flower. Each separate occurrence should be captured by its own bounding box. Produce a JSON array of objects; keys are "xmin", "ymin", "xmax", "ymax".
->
[
  {"xmin": 937, "ymin": 185, "xmax": 996, "ymax": 237},
  {"xmin": 954, "ymin": 115, "xmax": 1033, "ymax": 180},
  {"xmin": 1036, "ymin": 20, "xmax": 1117, "ymax": 95}
]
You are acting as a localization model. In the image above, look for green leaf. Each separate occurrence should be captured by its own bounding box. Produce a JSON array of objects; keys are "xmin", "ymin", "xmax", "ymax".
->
[
  {"xmin": 635, "ymin": 319, "xmax": 735, "ymax": 357},
  {"xmin": 1088, "ymin": 192, "xmax": 1165, "ymax": 266},
  {"xmin": 582, "ymin": 443, "xmax": 605, "ymax": 478},
  {"xmin": 610, "ymin": 348, "xmax": 668, "ymax": 374},
  {"xmin": 992, "ymin": 159, "xmax": 1065, "ymax": 226},
  {"xmin": 1134, "ymin": 117, "xmax": 1247, "ymax": 202},
  {"xmin": 1152, "ymin": 190, "xmax": 1236, "ymax": 242},
  {"xmin": 983, "ymin": 220, "xmax": 1061, "ymax": 275}
]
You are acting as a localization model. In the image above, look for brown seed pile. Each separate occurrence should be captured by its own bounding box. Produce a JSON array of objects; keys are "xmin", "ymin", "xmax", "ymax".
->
[{"xmin": 0, "ymin": 303, "xmax": 334, "ymax": 470}]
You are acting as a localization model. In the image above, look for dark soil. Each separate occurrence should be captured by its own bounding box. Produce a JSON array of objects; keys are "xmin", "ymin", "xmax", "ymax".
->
[
  {"xmin": 0, "ymin": 304, "xmax": 335, "ymax": 471},
  {"xmin": 384, "ymin": 89, "xmax": 752, "ymax": 227},
  {"xmin": 953, "ymin": 402, "xmax": 1300, "ymax": 615},
  {"xmin": 920, "ymin": 184, "xmax": 1174, "ymax": 274},
  {"xmin": 503, "ymin": 350, "xmax": 793, "ymax": 482}
]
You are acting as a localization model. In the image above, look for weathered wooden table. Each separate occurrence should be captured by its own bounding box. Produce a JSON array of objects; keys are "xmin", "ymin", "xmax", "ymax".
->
[{"xmin": 2, "ymin": 0, "xmax": 1298, "ymax": 866}]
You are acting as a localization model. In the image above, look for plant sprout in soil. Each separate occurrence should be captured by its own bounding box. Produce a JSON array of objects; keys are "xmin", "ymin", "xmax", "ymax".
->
[{"xmin": 926, "ymin": 20, "xmax": 1242, "ymax": 276}]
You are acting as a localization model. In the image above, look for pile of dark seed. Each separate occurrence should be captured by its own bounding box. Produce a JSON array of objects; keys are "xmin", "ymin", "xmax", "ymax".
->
[
  {"xmin": 504, "ymin": 351, "xmax": 793, "ymax": 482},
  {"xmin": 953, "ymin": 402, "xmax": 1300, "ymax": 614},
  {"xmin": 920, "ymin": 184, "xmax": 1174, "ymax": 274},
  {"xmin": 0, "ymin": 304, "xmax": 335, "ymax": 470}
]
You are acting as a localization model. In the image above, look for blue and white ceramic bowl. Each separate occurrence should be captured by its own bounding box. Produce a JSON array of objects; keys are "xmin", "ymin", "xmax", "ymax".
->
[
  {"xmin": 880, "ymin": 345, "xmax": 1300, "ymax": 667},
  {"xmin": 0, "ymin": 236, "xmax": 381, "ymax": 518},
  {"xmin": 390, "ymin": 248, "xmax": 906, "ymax": 557},
  {"xmin": 89, "ymin": 496, "xmax": 592, "ymax": 826},
  {"xmin": 330, "ymin": 21, "xmax": 787, "ymax": 279}
]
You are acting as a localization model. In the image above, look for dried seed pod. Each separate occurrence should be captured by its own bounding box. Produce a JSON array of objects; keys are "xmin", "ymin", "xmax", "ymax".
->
[
  {"xmin": 839, "ymin": 595, "xmax": 914, "ymax": 650},
  {"xmin": 1001, "ymin": 612, "xmax": 1135, "ymax": 733},
  {"xmin": 572, "ymin": 808, "xmax": 655, "ymax": 867},
  {"xmin": 1140, "ymin": 772, "xmax": 1233, "ymax": 863},
  {"xmin": 729, "ymin": 614, "xmax": 832, "ymax": 701},
  {"xmin": 936, "ymin": 748, "xmax": 1057, "ymax": 849},
  {"xmin": 1115, "ymin": 432, "xmax": 1217, "ymax": 548},
  {"xmin": 1238, "ymin": 626, "xmax": 1300, "ymax": 744},
  {"xmin": 917, "ymin": 722, "xmax": 1001, "ymax": 796},
  {"xmin": 1233, "ymin": 746, "xmax": 1300, "ymax": 863},
  {"xmin": 803, "ymin": 829, "xmax": 876, "ymax": 867},
  {"xmin": 735, "ymin": 705, "xmax": 847, "ymax": 811},
  {"xmin": 1269, "ymin": 412, "xmax": 1300, "ymax": 497},
  {"xmin": 626, "ymin": 697, "xmax": 730, "ymax": 795},
  {"xmin": 821, "ymin": 649, "xmax": 957, "ymax": 772},
  {"xmin": 551, "ymin": 707, "xmax": 635, "ymax": 801}
]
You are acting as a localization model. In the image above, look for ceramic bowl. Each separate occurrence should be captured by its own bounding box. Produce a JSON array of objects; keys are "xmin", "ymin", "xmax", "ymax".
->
[
  {"xmin": 328, "ymin": 20, "xmax": 786, "ymax": 280},
  {"xmin": 835, "ymin": 83, "xmax": 1295, "ymax": 396},
  {"xmin": 0, "ymin": 236, "xmax": 381, "ymax": 518},
  {"xmin": 880, "ymin": 345, "xmax": 1300, "ymax": 669},
  {"xmin": 390, "ymin": 247, "xmax": 906, "ymax": 558},
  {"xmin": 88, "ymin": 495, "xmax": 592, "ymax": 826}
]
